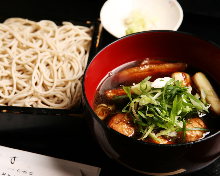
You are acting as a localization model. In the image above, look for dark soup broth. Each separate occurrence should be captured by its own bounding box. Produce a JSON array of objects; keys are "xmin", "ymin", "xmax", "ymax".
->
[{"xmin": 93, "ymin": 58, "xmax": 220, "ymax": 144}]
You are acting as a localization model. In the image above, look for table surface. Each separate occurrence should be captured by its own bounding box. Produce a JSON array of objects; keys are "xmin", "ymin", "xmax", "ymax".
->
[{"xmin": 0, "ymin": 0, "xmax": 219, "ymax": 176}]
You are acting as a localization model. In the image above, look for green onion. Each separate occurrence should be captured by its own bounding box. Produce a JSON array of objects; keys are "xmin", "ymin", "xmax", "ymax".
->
[
  {"xmin": 121, "ymin": 77, "xmax": 210, "ymax": 141},
  {"xmin": 182, "ymin": 119, "xmax": 187, "ymax": 142},
  {"xmin": 141, "ymin": 124, "xmax": 155, "ymax": 139},
  {"xmin": 123, "ymin": 86, "xmax": 132, "ymax": 101}
]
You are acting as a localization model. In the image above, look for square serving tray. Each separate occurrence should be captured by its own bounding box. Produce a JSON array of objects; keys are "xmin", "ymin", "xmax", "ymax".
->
[{"xmin": 0, "ymin": 17, "xmax": 103, "ymax": 132}]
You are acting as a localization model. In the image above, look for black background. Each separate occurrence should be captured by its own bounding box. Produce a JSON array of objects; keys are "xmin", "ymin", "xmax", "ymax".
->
[{"xmin": 0, "ymin": 0, "xmax": 219, "ymax": 176}]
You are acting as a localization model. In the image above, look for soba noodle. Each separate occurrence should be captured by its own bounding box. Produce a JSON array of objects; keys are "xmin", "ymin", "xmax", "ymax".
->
[{"xmin": 0, "ymin": 18, "xmax": 92, "ymax": 109}]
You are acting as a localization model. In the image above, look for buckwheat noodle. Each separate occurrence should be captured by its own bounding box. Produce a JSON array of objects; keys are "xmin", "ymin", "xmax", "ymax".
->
[{"xmin": 0, "ymin": 18, "xmax": 92, "ymax": 109}]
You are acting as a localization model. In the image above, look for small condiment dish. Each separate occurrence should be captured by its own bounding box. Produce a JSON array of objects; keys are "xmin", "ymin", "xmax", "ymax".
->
[{"xmin": 100, "ymin": 0, "xmax": 183, "ymax": 38}]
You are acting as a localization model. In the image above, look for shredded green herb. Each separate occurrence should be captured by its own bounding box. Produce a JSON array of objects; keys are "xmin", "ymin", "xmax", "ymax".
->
[{"xmin": 121, "ymin": 77, "xmax": 210, "ymax": 141}]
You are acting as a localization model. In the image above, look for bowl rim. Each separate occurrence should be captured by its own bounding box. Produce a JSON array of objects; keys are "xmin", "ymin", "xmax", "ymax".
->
[
  {"xmin": 100, "ymin": 0, "xmax": 184, "ymax": 38},
  {"xmin": 82, "ymin": 30, "xmax": 220, "ymax": 148}
]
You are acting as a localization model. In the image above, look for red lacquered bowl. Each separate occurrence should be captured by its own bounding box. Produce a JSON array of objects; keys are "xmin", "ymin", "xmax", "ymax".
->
[{"xmin": 82, "ymin": 31, "xmax": 220, "ymax": 175}]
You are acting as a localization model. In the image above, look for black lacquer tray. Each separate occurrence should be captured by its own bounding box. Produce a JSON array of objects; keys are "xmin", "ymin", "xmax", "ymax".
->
[{"xmin": 0, "ymin": 17, "xmax": 102, "ymax": 131}]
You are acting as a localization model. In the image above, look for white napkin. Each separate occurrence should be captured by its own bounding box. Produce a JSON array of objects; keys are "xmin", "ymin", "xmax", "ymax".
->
[{"xmin": 0, "ymin": 145, "xmax": 101, "ymax": 176}]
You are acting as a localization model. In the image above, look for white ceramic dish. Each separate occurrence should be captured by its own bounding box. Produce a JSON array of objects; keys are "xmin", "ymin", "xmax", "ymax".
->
[{"xmin": 100, "ymin": 0, "xmax": 183, "ymax": 38}]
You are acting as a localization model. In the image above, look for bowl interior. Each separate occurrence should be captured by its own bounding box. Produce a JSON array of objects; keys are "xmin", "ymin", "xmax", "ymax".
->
[
  {"xmin": 84, "ymin": 31, "xmax": 220, "ymax": 108},
  {"xmin": 100, "ymin": 0, "xmax": 183, "ymax": 38}
]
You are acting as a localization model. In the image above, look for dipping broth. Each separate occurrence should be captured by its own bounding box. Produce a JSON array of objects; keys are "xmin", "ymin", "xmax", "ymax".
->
[{"xmin": 93, "ymin": 58, "xmax": 220, "ymax": 144}]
